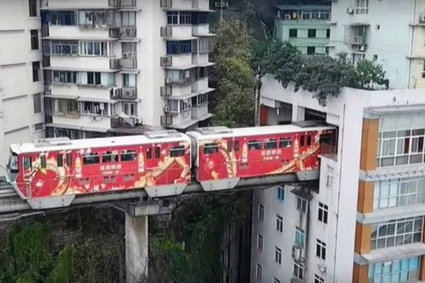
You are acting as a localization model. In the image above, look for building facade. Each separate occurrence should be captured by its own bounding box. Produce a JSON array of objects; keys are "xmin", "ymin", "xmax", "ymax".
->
[
  {"xmin": 329, "ymin": 0, "xmax": 425, "ymax": 89},
  {"xmin": 252, "ymin": 74, "xmax": 425, "ymax": 283},
  {"xmin": 275, "ymin": 5, "xmax": 331, "ymax": 55},
  {"xmin": 0, "ymin": 0, "xmax": 45, "ymax": 167},
  {"xmin": 41, "ymin": 0, "xmax": 214, "ymax": 138}
]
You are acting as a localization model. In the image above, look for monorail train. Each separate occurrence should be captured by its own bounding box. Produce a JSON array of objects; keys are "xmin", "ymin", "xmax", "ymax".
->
[{"xmin": 7, "ymin": 124, "xmax": 336, "ymax": 209}]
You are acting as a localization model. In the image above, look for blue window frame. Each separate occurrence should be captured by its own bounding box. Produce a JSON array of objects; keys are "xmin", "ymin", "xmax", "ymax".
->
[
  {"xmin": 166, "ymin": 40, "xmax": 192, "ymax": 55},
  {"xmin": 369, "ymin": 256, "xmax": 420, "ymax": 282},
  {"xmin": 277, "ymin": 186, "xmax": 285, "ymax": 201}
]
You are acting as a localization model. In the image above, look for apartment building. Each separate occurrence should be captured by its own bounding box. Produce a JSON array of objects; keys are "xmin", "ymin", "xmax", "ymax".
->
[
  {"xmin": 329, "ymin": 0, "xmax": 425, "ymax": 89},
  {"xmin": 275, "ymin": 4, "xmax": 331, "ymax": 55},
  {"xmin": 252, "ymin": 74, "xmax": 425, "ymax": 283},
  {"xmin": 41, "ymin": 0, "xmax": 214, "ymax": 139},
  {"xmin": 0, "ymin": 0, "xmax": 44, "ymax": 167}
]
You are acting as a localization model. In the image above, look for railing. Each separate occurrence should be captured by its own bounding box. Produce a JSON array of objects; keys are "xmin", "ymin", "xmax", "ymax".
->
[
  {"xmin": 111, "ymin": 88, "xmax": 137, "ymax": 100},
  {"xmin": 42, "ymin": 25, "xmax": 49, "ymax": 37},
  {"xmin": 120, "ymin": 57, "xmax": 137, "ymax": 69},
  {"xmin": 111, "ymin": 116, "xmax": 140, "ymax": 128}
]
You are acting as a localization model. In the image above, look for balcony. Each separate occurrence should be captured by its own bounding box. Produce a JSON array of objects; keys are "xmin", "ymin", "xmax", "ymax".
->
[
  {"xmin": 111, "ymin": 88, "xmax": 137, "ymax": 100},
  {"xmin": 111, "ymin": 115, "xmax": 141, "ymax": 128},
  {"xmin": 192, "ymin": 77, "xmax": 208, "ymax": 92},
  {"xmin": 120, "ymin": 57, "xmax": 137, "ymax": 69},
  {"xmin": 192, "ymin": 53, "xmax": 210, "ymax": 65},
  {"xmin": 192, "ymin": 24, "xmax": 212, "ymax": 36},
  {"xmin": 191, "ymin": 103, "xmax": 208, "ymax": 119},
  {"xmin": 41, "ymin": 0, "xmax": 120, "ymax": 9},
  {"xmin": 42, "ymin": 25, "xmax": 112, "ymax": 40},
  {"xmin": 161, "ymin": 25, "xmax": 193, "ymax": 39}
]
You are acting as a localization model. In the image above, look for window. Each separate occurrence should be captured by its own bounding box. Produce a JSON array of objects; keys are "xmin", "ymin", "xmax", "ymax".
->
[
  {"xmin": 256, "ymin": 264, "xmax": 262, "ymax": 280},
  {"xmin": 66, "ymin": 153, "xmax": 72, "ymax": 166},
  {"xmin": 81, "ymin": 101, "xmax": 109, "ymax": 116},
  {"xmin": 46, "ymin": 40, "xmax": 78, "ymax": 56},
  {"xmin": 52, "ymin": 70, "xmax": 77, "ymax": 84},
  {"xmin": 257, "ymin": 234, "xmax": 263, "ymax": 251},
  {"xmin": 78, "ymin": 10, "xmax": 110, "ymax": 27},
  {"xmin": 258, "ymin": 204, "xmax": 264, "ymax": 222},
  {"xmin": 24, "ymin": 156, "xmax": 32, "ymax": 170},
  {"xmin": 264, "ymin": 139, "xmax": 277, "ymax": 149},
  {"xmin": 371, "ymin": 217, "xmax": 423, "ymax": 250},
  {"xmin": 315, "ymin": 274, "xmax": 324, "ymax": 283},
  {"xmin": 146, "ymin": 148, "xmax": 152, "ymax": 159},
  {"xmin": 47, "ymin": 11, "xmax": 76, "ymax": 25},
  {"xmin": 297, "ymin": 196, "xmax": 307, "ymax": 214},
  {"xmin": 273, "ymin": 278, "xmax": 280, "ymax": 283},
  {"xmin": 57, "ymin": 154, "xmax": 63, "ymax": 167},
  {"xmin": 355, "ymin": 0, "xmax": 369, "ymax": 14},
  {"xmin": 318, "ymin": 202, "xmax": 328, "ymax": 224},
  {"xmin": 34, "ymin": 123, "xmax": 44, "ymax": 131},
  {"xmin": 121, "ymin": 150, "xmax": 137, "ymax": 161},
  {"xmin": 279, "ymin": 138, "xmax": 292, "ymax": 148},
  {"xmin": 308, "ymin": 29, "xmax": 317, "ymax": 38},
  {"xmin": 294, "ymin": 262, "xmax": 304, "ymax": 279},
  {"xmin": 307, "ymin": 46, "xmax": 316, "ymax": 55},
  {"xmin": 123, "ymin": 74, "xmax": 136, "ymax": 88},
  {"xmin": 124, "ymin": 174, "xmax": 135, "ymax": 182},
  {"xmin": 83, "ymin": 152, "xmax": 100, "ymax": 164},
  {"xmin": 155, "ymin": 147, "xmax": 160, "ymax": 159},
  {"xmin": 33, "ymin": 93, "xmax": 42, "ymax": 113},
  {"xmin": 295, "ymin": 226, "xmax": 305, "ymax": 247},
  {"xmin": 32, "ymin": 61, "xmax": 40, "ymax": 82},
  {"xmin": 104, "ymin": 175, "xmax": 117, "ymax": 183},
  {"xmin": 29, "ymin": 0, "xmax": 37, "ymax": 17},
  {"xmin": 166, "ymin": 41, "xmax": 192, "ymax": 55},
  {"xmin": 274, "ymin": 247, "xmax": 282, "ymax": 264},
  {"xmin": 102, "ymin": 151, "xmax": 118, "ymax": 163},
  {"xmin": 167, "ymin": 11, "xmax": 178, "ymax": 24},
  {"xmin": 40, "ymin": 155, "xmax": 47, "ymax": 168},
  {"xmin": 121, "ymin": 12, "xmax": 136, "ymax": 26},
  {"xmin": 374, "ymin": 177, "xmax": 425, "ymax": 210},
  {"xmin": 369, "ymin": 256, "xmax": 420, "ymax": 282},
  {"xmin": 276, "ymin": 215, "xmax": 283, "ymax": 232},
  {"xmin": 377, "ymin": 114, "xmax": 425, "ymax": 167},
  {"xmin": 277, "ymin": 186, "xmax": 285, "ymax": 201},
  {"xmin": 316, "ymin": 239, "xmax": 326, "ymax": 260},
  {"xmin": 248, "ymin": 140, "xmax": 262, "ymax": 150},
  {"xmin": 204, "ymin": 143, "xmax": 218, "ymax": 154},
  {"xmin": 30, "ymin": 30, "xmax": 39, "ymax": 50},
  {"xmin": 289, "ymin": 29, "xmax": 297, "ymax": 38},
  {"xmin": 326, "ymin": 165, "xmax": 334, "ymax": 187},
  {"xmin": 122, "ymin": 42, "xmax": 137, "ymax": 58},
  {"xmin": 79, "ymin": 41, "xmax": 108, "ymax": 56},
  {"xmin": 170, "ymin": 146, "xmax": 185, "ymax": 157},
  {"xmin": 326, "ymin": 29, "xmax": 331, "ymax": 38},
  {"xmin": 88, "ymin": 72, "xmax": 101, "ymax": 85},
  {"xmin": 179, "ymin": 11, "xmax": 191, "ymax": 24}
]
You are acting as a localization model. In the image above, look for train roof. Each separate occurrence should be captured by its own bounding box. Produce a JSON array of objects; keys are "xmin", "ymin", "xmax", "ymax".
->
[
  {"xmin": 10, "ymin": 130, "xmax": 191, "ymax": 154},
  {"xmin": 187, "ymin": 124, "xmax": 335, "ymax": 140}
]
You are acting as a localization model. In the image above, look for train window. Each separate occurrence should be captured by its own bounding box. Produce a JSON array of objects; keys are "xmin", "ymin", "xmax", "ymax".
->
[
  {"xmin": 204, "ymin": 143, "xmax": 218, "ymax": 154},
  {"xmin": 104, "ymin": 175, "xmax": 117, "ymax": 183},
  {"xmin": 102, "ymin": 151, "xmax": 118, "ymax": 163},
  {"xmin": 155, "ymin": 147, "xmax": 161, "ymax": 159},
  {"xmin": 170, "ymin": 146, "xmax": 185, "ymax": 157},
  {"xmin": 248, "ymin": 140, "xmax": 262, "ymax": 150},
  {"xmin": 279, "ymin": 138, "xmax": 292, "ymax": 148},
  {"xmin": 66, "ymin": 153, "xmax": 72, "ymax": 166},
  {"xmin": 307, "ymin": 135, "xmax": 312, "ymax": 146},
  {"xmin": 24, "ymin": 156, "xmax": 32, "ymax": 170},
  {"xmin": 83, "ymin": 152, "xmax": 100, "ymax": 165},
  {"xmin": 57, "ymin": 154, "xmax": 63, "ymax": 167},
  {"xmin": 124, "ymin": 174, "xmax": 135, "ymax": 182},
  {"xmin": 234, "ymin": 141, "xmax": 240, "ymax": 152},
  {"xmin": 79, "ymin": 178, "xmax": 90, "ymax": 186},
  {"xmin": 40, "ymin": 155, "xmax": 46, "ymax": 169},
  {"xmin": 146, "ymin": 148, "xmax": 152, "ymax": 159},
  {"xmin": 300, "ymin": 135, "xmax": 305, "ymax": 147},
  {"xmin": 121, "ymin": 150, "xmax": 137, "ymax": 161},
  {"xmin": 227, "ymin": 140, "xmax": 232, "ymax": 152},
  {"xmin": 264, "ymin": 139, "xmax": 278, "ymax": 149}
]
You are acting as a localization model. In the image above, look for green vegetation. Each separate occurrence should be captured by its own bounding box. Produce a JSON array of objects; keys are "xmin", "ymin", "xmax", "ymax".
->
[{"xmin": 253, "ymin": 40, "xmax": 388, "ymax": 106}]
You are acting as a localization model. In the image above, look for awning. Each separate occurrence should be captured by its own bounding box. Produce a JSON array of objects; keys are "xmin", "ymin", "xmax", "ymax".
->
[
  {"xmin": 164, "ymin": 36, "xmax": 197, "ymax": 41},
  {"xmin": 165, "ymin": 64, "xmax": 197, "ymax": 70},
  {"xmin": 166, "ymin": 88, "xmax": 214, "ymax": 100},
  {"xmin": 46, "ymin": 123, "xmax": 108, "ymax": 133},
  {"xmin": 119, "ymin": 69, "xmax": 140, "ymax": 74},
  {"xmin": 44, "ymin": 94, "xmax": 78, "ymax": 100},
  {"xmin": 43, "ymin": 36, "xmax": 118, "ymax": 41},
  {"xmin": 168, "ymin": 113, "xmax": 213, "ymax": 129},
  {"xmin": 196, "ymin": 62, "xmax": 215, "ymax": 67},
  {"xmin": 77, "ymin": 97, "xmax": 119, "ymax": 104},
  {"xmin": 44, "ymin": 66, "xmax": 118, "ymax": 73}
]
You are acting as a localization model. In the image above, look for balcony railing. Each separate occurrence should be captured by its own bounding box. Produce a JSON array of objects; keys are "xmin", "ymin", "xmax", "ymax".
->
[
  {"xmin": 111, "ymin": 116, "xmax": 141, "ymax": 128},
  {"xmin": 120, "ymin": 57, "xmax": 137, "ymax": 69},
  {"xmin": 111, "ymin": 88, "xmax": 137, "ymax": 100},
  {"xmin": 109, "ymin": 27, "xmax": 137, "ymax": 38}
]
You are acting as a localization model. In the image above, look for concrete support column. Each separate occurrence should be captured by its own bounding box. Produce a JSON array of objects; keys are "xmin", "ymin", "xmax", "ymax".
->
[{"xmin": 125, "ymin": 212, "xmax": 148, "ymax": 283}]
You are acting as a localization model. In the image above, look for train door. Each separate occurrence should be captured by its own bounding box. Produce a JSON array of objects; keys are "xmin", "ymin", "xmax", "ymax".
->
[
  {"xmin": 145, "ymin": 144, "xmax": 156, "ymax": 170},
  {"xmin": 22, "ymin": 154, "xmax": 33, "ymax": 182}
]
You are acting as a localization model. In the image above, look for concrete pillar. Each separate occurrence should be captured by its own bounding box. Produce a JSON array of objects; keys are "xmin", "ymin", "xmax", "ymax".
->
[{"xmin": 125, "ymin": 213, "xmax": 148, "ymax": 283}]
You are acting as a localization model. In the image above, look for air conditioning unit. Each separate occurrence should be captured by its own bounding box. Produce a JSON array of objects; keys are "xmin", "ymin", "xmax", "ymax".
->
[
  {"xmin": 160, "ymin": 56, "xmax": 172, "ymax": 67},
  {"xmin": 346, "ymin": 7, "xmax": 354, "ymax": 14},
  {"xmin": 420, "ymin": 14, "xmax": 425, "ymax": 23},
  {"xmin": 123, "ymin": 89, "xmax": 135, "ymax": 99},
  {"xmin": 120, "ymin": 28, "xmax": 135, "ymax": 37},
  {"xmin": 292, "ymin": 245, "xmax": 302, "ymax": 262}
]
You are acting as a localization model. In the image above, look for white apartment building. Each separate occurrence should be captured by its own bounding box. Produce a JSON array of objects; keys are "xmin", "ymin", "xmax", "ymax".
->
[
  {"xmin": 41, "ymin": 0, "xmax": 214, "ymax": 138},
  {"xmin": 0, "ymin": 0, "xmax": 45, "ymax": 167},
  {"xmin": 252, "ymin": 74, "xmax": 425, "ymax": 283},
  {"xmin": 329, "ymin": 0, "xmax": 425, "ymax": 89}
]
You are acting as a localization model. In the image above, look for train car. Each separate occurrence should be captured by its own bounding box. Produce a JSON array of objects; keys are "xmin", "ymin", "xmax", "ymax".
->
[
  {"xmin": 7, "ymin": 130, "xmax": 191, "ymax": 209},
  {"xmin": 187, "ymin": 124, "xmax": 336, "ymax": 191}
]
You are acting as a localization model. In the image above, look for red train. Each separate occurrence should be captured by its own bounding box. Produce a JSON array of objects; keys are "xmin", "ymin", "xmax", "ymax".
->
[{"xmin": 7, "ymin": 124, "xmax": 336, "ymax": 209}]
